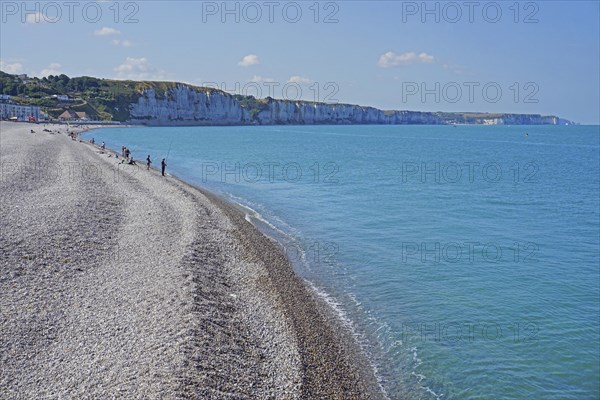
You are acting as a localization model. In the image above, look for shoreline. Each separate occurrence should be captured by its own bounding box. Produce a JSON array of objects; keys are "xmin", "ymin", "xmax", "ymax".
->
[
  {"xmin": 1, "ymin": 121, "xmax": 385, "ymax": 398},
  {"xmin": 82, "ymin": 123, "xmax": 387, "ymax": 399},
  {"xmin": 184, "ymin": 180, "xmax": 387, "ymax": 400}
]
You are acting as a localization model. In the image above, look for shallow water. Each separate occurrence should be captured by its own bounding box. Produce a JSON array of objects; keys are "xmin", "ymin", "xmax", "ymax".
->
[{"xmin": 84, "ymin": 125, "xmax": 600, "ymax": 399}]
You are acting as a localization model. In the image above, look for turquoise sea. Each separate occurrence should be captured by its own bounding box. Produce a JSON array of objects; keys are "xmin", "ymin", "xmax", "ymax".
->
[{"xmin": 83, "ymin": 125, "xmax": 600, "ymax": 399}]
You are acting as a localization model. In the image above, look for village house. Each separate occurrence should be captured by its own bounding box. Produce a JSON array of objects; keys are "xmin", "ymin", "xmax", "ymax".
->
[
  {"xmin": 58, "ymin": 109, "xmax": 89, "ymax": 121},
  {"xmin": 52, "ymin": 94, "xmax": 70, "ymax": 101},
  {"xmin": 0, "ymin": 103, "xmax": 41, "ymax": 121},
  {"xmin": 17, "ymin": 74, "xmax": 30, "ymax": 84}
]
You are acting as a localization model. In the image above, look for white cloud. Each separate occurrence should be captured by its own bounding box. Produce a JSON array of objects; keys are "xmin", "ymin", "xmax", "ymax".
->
[
  {"xmin": 377, "ymin": 51, "xmax": 435, "ymax": 68},
  {"xmin": 251, "ymin": 75, "xmax": 275, "ymax": 83},
  {"xmin": 95, "ymin": 27, "xmax": 133, "ymax": 47},
  {"xmin": 288, "ymin": 76, "xmax": 312, "ymax": 84},
  {"xmin": 94, "ymin": 27, "xmax": 121, "ymax": 36},
  {"xmin": 0, "ymin": 60, "xmax": 24, "ymax": 74},
  {"xmin": 238, "ymin": 54, "xmax": 260, "ymax": 67},
  {"xmin": 25, "ymin": 12, "xmax": 46, "ymax": 24},
  {"xmin": 114, "ymin": 57, "xmax": 170, "ymax": 80},
  {"xmin": 41, "ymin": 63, "xmax": 63, "ymax": 77}
]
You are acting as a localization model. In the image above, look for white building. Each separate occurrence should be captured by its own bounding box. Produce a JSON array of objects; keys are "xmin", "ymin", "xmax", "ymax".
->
[
  {"xmin": 0, "ymin": 103, "xmax": 42, "ymax": 121},
  {"xmin": 52, "ymin": 94, "xmax": 70, "ymax": 101},
  {"xmin": 17, "ymin": 74, "xmax": 30, "ymax": 84}
]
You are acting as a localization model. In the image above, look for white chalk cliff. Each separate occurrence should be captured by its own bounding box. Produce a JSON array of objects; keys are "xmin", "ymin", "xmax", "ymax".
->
[{"xmin": 128, "ymin": 84, "xmax": 562, "ymax": 126}]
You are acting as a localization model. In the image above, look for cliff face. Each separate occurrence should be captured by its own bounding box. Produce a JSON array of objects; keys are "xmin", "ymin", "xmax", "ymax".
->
[
  {"xmin": 0, "ymin": 71, "xmax": 569, "ymax": 125},
  {"xmin": 498, "ymin": 114, "xmax": 559, "ymax": 125},
  {"xmin": 254, "ymin": 102, "xmax": 446, "ymax": 125},
  {"xmin": 130, "ymin": 86, "xmax": 250, "ymax": 125},
  {"xmin": 128, "ymin": 84, "xmax": 563, "ymax": 126}
]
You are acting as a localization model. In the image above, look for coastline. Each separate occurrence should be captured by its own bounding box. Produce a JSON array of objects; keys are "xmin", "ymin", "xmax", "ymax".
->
[{"xmin": 0, "ymin": 121, "xmax": 385, "ymax": 399}]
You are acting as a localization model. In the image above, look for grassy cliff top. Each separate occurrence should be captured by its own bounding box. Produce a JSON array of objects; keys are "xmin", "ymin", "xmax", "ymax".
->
[
  {"xmin": 0, "ymin": 71, "xmax": 563, "ymax": 124},
  {"xmin": 0, "ymin": 71, "xmax": 224, "ymax": 121}
]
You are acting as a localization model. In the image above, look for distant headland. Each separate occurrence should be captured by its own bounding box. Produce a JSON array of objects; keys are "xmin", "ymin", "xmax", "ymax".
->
[{"xmin": 0, "ymin": 71, "xmax": 574, "ymax": 126}]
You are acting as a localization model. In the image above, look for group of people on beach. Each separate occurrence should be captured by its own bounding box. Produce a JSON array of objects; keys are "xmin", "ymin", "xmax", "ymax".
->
[
  {"xmin": 82, "ymin": 138, "xmax": 168, "ymax": 176},
  {"xmin": 118, "ymin": 146, "xmax": 137, "ymax": 166},
  {"xmin": 28, "ymin": 124, "xmax": 80, "ymax": 137},
  {"xmin": 116, "ymin": 145, "xmax": 167, "ymax": 176},
  {"xmin": 145, "ymin": 154, "xmax": 167, "ymax": 176}
]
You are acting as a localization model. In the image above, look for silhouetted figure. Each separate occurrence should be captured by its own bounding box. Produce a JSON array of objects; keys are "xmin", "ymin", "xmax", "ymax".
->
[
  {"xmin": 161, "ymin": 159, "xmax": 167, "ymax": 177},
  {"xmin": 146, "ymin": 155, "xmax": 152, "ymax": 170}
]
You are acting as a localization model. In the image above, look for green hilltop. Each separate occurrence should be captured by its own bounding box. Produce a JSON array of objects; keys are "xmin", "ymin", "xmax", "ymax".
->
[
  {"xmin": 0, "ymin": 71, "xmax": 569, "ymax": 125},
  {"xmin": 0, "ymin": 71, "xmax": 229, "ymax": 122}
]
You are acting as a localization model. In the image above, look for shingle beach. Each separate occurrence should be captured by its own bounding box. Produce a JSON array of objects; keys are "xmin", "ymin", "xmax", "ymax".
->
[{"xmin": 0, "ymin": 121, "xmax": 384, "ymax": 399}]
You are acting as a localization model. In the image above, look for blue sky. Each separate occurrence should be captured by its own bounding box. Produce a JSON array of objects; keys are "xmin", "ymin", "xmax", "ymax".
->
[{"xmin": 1, "ymin": 1, "xmax": 599, "ymax": 123}]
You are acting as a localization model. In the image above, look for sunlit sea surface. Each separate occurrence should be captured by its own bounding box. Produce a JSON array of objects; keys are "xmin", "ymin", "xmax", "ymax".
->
[{"xmin": 84, "ymin": 125, "xmax": 600, "ymax": 399}]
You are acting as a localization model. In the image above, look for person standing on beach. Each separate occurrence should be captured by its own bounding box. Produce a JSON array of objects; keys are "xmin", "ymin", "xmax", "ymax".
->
[
  {"xmin": 146, "ymin": 155, "xmax": 152, "ymax": 170},
  {"xmin": 101, "ymin": 142, "xmax": 105, "ymax": 150},
  {"xmin": 161, "ymin": 158, "xmax": 167, "ymax": 176}
]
